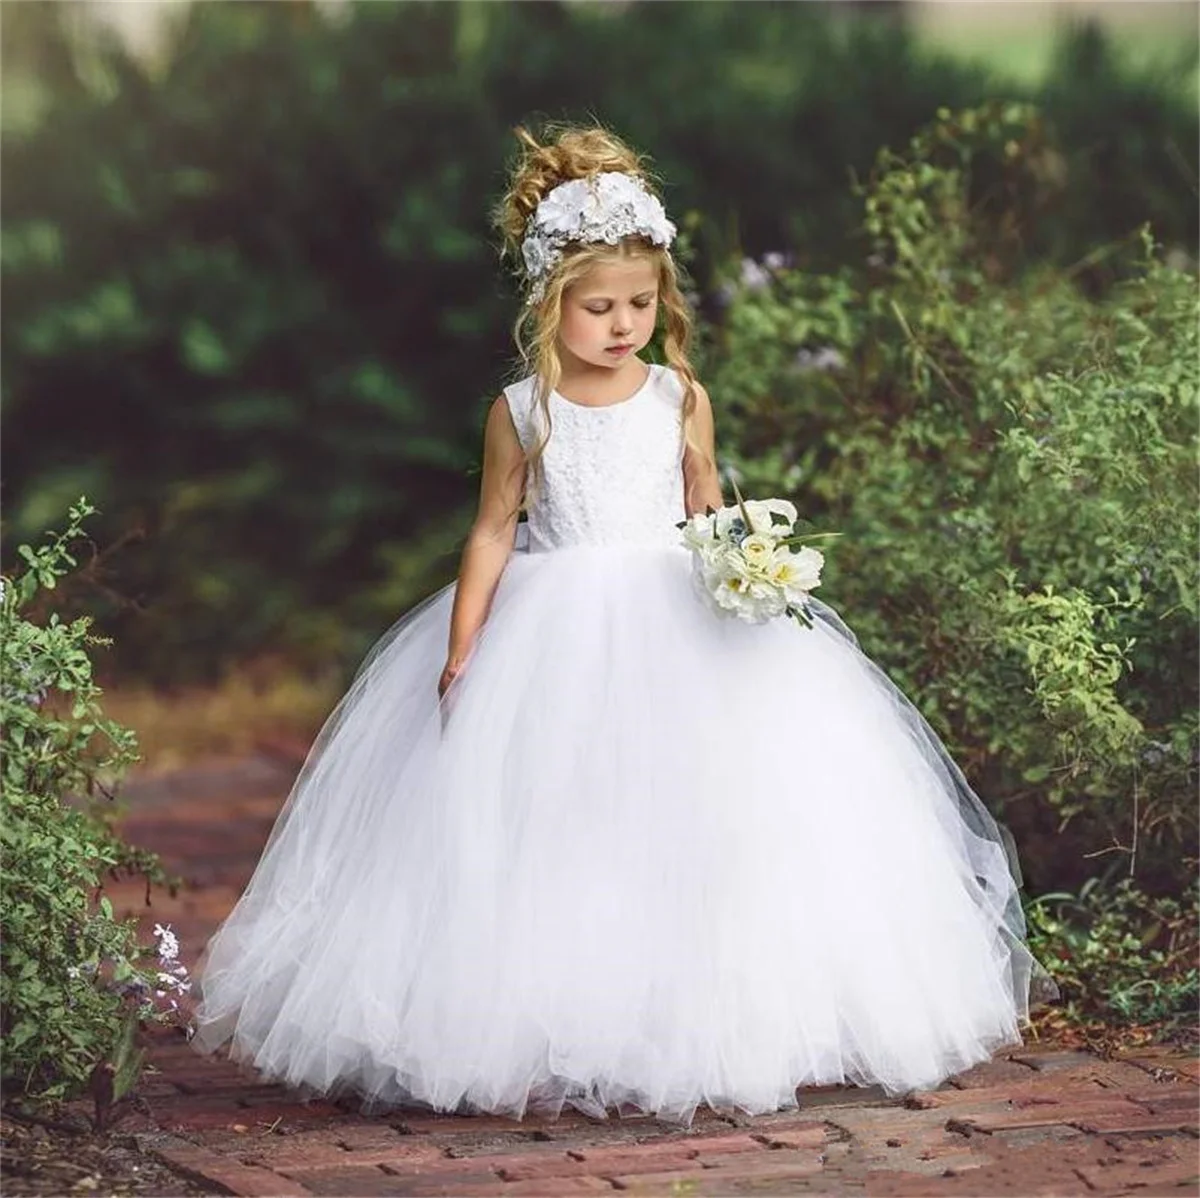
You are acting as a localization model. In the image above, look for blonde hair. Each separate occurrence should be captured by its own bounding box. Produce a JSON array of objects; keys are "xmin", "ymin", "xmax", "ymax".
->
[{"xmin": 492, "ymin": 123, "xmax": 709, "ymax": 510}]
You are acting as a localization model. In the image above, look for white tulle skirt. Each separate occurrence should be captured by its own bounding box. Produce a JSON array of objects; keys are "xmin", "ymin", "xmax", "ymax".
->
[{"xmin": 189, "ymin": 540, "xmax": 1057, "ymax": 1126}]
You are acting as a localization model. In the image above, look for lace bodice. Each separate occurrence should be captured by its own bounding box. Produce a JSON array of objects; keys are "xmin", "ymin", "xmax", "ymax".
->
[{"xmin": 502, "ymin": 363, "xmax": 688, "ymax": 552}]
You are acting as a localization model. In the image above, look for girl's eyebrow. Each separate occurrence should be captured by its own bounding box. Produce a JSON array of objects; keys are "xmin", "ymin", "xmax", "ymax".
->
[{"xmin": 581, "ymin": 289, "xmax": 658, "ymax": 301}]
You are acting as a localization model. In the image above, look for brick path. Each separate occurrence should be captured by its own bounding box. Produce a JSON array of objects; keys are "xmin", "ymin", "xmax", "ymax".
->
[{"xmin": 100, "ymin": 751, "xmax": 1200, "ymax": 1196}]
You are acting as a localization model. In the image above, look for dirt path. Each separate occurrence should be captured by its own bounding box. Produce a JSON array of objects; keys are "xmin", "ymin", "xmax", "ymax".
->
[{"xmin": 96, "ymin": 751, "xmax": 1198, "ymax": 1196}]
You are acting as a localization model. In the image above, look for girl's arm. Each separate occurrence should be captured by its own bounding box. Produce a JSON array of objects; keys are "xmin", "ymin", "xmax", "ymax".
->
[
  {"xmin": 683, "ymin": 380, "xmax": 725, "ymax": 515},
  {"xmin": 439, "ymin": 395, "xmax": 526, "ymax": 698}
]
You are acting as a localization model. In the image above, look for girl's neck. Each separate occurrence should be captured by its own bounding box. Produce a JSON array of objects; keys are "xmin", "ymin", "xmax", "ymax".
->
[{"xmin": 553, "ymin": 356, "xmax": 648, "ymax": 405}]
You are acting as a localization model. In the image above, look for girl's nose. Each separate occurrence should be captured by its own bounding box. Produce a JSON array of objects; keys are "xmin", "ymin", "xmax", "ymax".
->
[{"xmin": 611, "ymin": 310, "xmax": 633, "ymax": 335}]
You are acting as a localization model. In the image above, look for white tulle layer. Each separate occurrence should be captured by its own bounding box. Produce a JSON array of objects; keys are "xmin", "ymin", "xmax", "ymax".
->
[{"xmin": 190, "ymin": 542, "xmax": 1056, "ymax": 1126}]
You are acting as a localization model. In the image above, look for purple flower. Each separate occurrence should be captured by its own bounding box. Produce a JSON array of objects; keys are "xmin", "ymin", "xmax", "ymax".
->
[
  {"xmin": 739, "ymin": 257, "xmax": 771, "ymax": 291},
  {"xmin": 793, "ymin": 347, "xmax": 845, "ymax": 373}
]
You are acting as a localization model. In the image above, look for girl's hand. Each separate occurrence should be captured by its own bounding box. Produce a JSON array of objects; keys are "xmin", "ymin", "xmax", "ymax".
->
[{"xmin": 438, "ymin": 654, "xmax": 468, "ymax": 700}]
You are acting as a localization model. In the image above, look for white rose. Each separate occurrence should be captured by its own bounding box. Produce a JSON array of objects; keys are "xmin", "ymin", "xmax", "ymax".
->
[
  {"xmin": 739, "ymin": 533, "xmax": 776, "ymax": 571},
  {"xmin": 763, "ymin": 497, "xmax": 799, "ymax": 530},
  {"xmin": 712, "ymin": 504, "xmax": 744, "ymax": 539},
  {"xmin": 754, "ymin": 585, "xmax": 790, "ymax": 620},
  {"xmin": 698, "ymin": 544, "xmax": 740, "ymax": 588},
  {"xmin": 740, "ymin": 498, "xmax": 797, "ymax": 535},
  {"xmin": 680, "ymin": 512, "xmax": 717, "ymax": 553}
]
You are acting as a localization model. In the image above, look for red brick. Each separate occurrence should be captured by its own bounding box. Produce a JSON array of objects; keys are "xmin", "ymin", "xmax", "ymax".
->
[
  {"xmin": 492, "ymin": 1150, "xmax": 697, "ymax": 1184},
  {"xmin": 796, "ymin": 1084, "xmax": 892, "ymax": 1110},
  {"xmin": 410, "ymin": 1145, "xmax": 687, "ymax": 1183},
  {"xmin": 959, "ymin": 1097, "xmax": 1148, "ymax": 1134},
  {"xmin": 1113, "ymin": 1047, "xmax": 1200, "ymax": 1083},
  {"xmin": 824, "ymin": 1105, "xmax": 954, "ymax": 1140},
  {"xmin": 863, "ymin": 1163, "xmax": 1077, "ymax": 1197},
  {"xmin": 246, "ymin": 1135, "xmax": 446, "ymax": 1171},
  {"xmin": 158, "ymin": 1107, "xmax": 271, "ymax": 1133},
  {"xmin": 947, "ymin": 1057, "xmax": 1038, "ymax": 1088},
  {"xmin": 378, "ymin": 1150, "xmax": 549, "ymax": 1179},
  {"xmin": 391, "ymin": 1113, "xmax": 551, "ymax": 1136},
  {"xmin": 284, "ymin": 1164, "xmax": 482, "ymax": 1196},
  {"xmin": 386, "ymin": 1172, "xmax": 516, "ymax": 1197},
  {"xmin": 989, "ymin": 1123, "xmax": 1086, "ymax": 1149},
  {"xmin": 170, "ymin": 1072, "xmax": 282, "ymax": 1095},
  {"xmin": 1121, "ymin": 1084, "xmax": 1200, "ymax": 1108},
  {"xmin": 485, "ymin": 1179, "xmax": 617, "ymax": 1196},
  {"xmin": 234, "ymin": 1094, "xmax": 344, "ymax": 1116},
  {"xmin": 906, "ymin": 1078, "xmax": 1111, "ymax": 1111},
  {"xmin": 1075, "ymin": 1143, "xmax": 1200, "ymax": 1191},
  {"xmin": 659, "ymin": 1130, "xmax": 767, "ymax": 1159},
  {"xmin": 150, "ymin": 1093, "xmax": 339, "ymax": 1127},
  {"xmin": 1174, "ymin": 1057, "xmax": 1200, "ymax": 1083},
  {"xmin": 1070, "ymin": 1108, "xmax": 1200, "ymax": 1135},
  {"xmin": 1066, "ymin": 1058, "xmax": 1181, "ymax": 1090},
  {"xmin": 336, "ymin": 1125, "xmax": 428, "ymax": 1150},
  {"xmin": 1008, "ymin": 1049, "xmax": 1102, "ymax": 1073},
  {"xmin": 479, "ymin": 1134, "xmax": 764, "ymax": 1183},
  {"xmin": 149, "ymin": 1138, "xmax": 313, "ymax": 1195},
  {"xmin": 605, "ymin": 1156, "xmax": 825, "ymax": 1194},
  {"xmin": 750, "ymin": 1122, "xmax": 828, "ymax": 1150}
]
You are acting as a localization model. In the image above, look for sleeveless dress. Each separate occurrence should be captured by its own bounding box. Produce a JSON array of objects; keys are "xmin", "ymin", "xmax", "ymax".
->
[{"xmin": 190, "ymin": 361, "xmax": 1057, "ymax": 1126}]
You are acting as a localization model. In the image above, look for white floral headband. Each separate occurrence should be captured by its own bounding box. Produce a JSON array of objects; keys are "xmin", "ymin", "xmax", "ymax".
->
[{"xmin": 519, "ymin": 171, "xmax": 677, "ymax": 305}]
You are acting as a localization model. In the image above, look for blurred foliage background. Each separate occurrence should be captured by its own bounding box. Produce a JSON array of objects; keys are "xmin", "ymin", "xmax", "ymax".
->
[{"xmin": 3, "ymin": 0, "xmax": 1197, "ymax": 922}]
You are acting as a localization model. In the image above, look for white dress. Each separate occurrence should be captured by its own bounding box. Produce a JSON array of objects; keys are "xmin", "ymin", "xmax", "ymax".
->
[{"xmin": 190, "ymin": 362, "xmax": 1057, "ymax": 1126}]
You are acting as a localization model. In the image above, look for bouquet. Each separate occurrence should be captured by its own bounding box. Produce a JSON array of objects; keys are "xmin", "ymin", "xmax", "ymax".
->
[{"xmin": 676, "ymin": 480, "xmax": 839, "ymax": 629}]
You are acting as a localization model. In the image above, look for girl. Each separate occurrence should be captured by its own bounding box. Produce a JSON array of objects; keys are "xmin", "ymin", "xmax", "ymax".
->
[{"xmin": 190, "ymin": 124, "xmax": 1057, "ymax": 1127}]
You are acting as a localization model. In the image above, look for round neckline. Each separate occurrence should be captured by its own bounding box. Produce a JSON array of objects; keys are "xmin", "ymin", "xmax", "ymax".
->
[{"xmin": 551, "ymin": 363, "xmax": 656, "ymax": 411}]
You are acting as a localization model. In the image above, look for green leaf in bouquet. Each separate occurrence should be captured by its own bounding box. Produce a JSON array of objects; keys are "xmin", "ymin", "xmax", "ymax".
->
[
  {"xmin": 788, "ymin": 603, "xmax": 816, "ymax": 630},
  {"xmin": 779, "ymin": 531, "xmax": 844, "ymax": 548},
  {"xmin": 729, "ymin": 477, "xmax": 757, "ymax": 536}
]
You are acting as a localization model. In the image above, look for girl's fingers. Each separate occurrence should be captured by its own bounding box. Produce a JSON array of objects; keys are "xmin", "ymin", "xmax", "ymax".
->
[{"xmin": 438, "ymin": 662, "xmax": 463, "ymax": 699}]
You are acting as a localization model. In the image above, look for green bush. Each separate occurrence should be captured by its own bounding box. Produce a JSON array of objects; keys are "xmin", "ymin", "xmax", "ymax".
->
[
  {"xmin": 0, "ymin": 499, "xmax": 187, "ymax": 1119},
  {"xmin": 704, "ymin": 103, "xmax": 1198, "ymax": 895},
  {"xmin": 1026, "ymin": 878, "xmax": 1199, "ymax": 1040},
  {"xmin": 3, "ymin": 3, "xmax": 1194, "ymax": 683}
]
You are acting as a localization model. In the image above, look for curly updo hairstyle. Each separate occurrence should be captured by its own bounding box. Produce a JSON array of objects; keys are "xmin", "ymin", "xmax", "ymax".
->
[{"xmin": 493, "ymin": 123, "xmax": 707, "ymax": 506}]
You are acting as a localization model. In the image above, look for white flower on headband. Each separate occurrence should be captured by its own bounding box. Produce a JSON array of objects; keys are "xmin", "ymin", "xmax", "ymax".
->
[{"xmin": 520, "ymin": 171, "xmax": 676, "ymax": 304}]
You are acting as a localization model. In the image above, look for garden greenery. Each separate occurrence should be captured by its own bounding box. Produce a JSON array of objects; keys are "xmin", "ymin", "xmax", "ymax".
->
[
  {"xmin": 1026, "ymin": 877, "xmax": 1199, "ymax": 1041},
  {"xmin": 1, "ymin": 499, "xmax": 186, "ymax": 1116},
  {"xmin": 4, "ymin": 4, "xmax": 1195, "ymax": 683},
  {"xmin": 704, "ymin": 103, "xmax": 1198, "ymax": 901}
]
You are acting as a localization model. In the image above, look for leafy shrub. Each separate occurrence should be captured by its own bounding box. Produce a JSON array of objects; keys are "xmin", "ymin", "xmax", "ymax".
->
[
  {"xmin": 1, "ymin": 499, "xmax": 187, "ymax": 1118},
  {"xmin": 3, "ymin": 4, "xmax": 1194, "ymax": 683},
  {"xmin": 704, "ymin": 103, "xmax": 1198, "ymax": 894},
  {"xmin": 1026, "ymin": 878, "xmax": 1199, "ymax": 1041}
]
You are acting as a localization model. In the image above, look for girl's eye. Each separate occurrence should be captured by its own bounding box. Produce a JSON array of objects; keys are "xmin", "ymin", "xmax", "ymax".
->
[{"xmin": 585, "ymin": 299, "xmax": 655, "ymax": 314}]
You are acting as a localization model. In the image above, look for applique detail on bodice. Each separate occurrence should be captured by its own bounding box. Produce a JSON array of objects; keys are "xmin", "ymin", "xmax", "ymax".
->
[{"xmin": 502, "ymin": 363, "xmax": 687, "ymax": 551}]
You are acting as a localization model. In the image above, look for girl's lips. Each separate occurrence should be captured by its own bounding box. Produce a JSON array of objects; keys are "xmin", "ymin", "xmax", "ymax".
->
[{"xmin": 605, "ymin": 345, "xmax": 633, "ymax": 356}]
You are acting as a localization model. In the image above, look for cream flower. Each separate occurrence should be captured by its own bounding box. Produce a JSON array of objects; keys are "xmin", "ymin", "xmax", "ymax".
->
[
  {"xmin": 770, "ymin": 545, "xmax": 824, "ymax": 598},
  {"xmin": 680, "ymin": 492, "xmax": 833, "ymax": 627},
  {"xmin": 739, "ymin": 533, "xmax": 776, "ymax": 571},
  {"xmin": 680, "ymin": 511, "xmax": 718, "ymax": 552}
]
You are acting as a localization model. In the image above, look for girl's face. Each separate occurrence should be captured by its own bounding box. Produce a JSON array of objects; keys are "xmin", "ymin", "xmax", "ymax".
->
[{"xmin": 557, "ymin": 256, "xmax": 659, "ymax": 372}]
